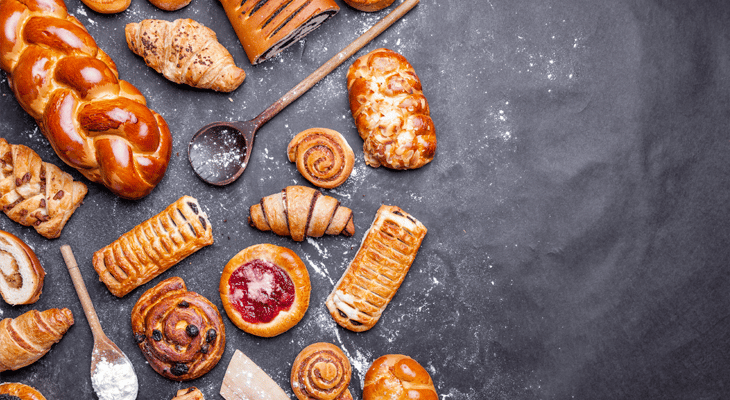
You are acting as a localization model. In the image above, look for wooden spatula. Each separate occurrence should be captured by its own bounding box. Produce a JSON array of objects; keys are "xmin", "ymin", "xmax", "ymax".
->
[{"xmin": 220, "ymin": 349, "xmax": 290, "ymax": 400}]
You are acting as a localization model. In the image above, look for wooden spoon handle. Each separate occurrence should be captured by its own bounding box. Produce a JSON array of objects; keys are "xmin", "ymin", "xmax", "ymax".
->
[
  {"xmin": 60, "ymin": 245, "xmax": 104, "ymax": 339},
  {"xmin": 254, "ymin": 0, "xmax": 420, "ymax": 126}
]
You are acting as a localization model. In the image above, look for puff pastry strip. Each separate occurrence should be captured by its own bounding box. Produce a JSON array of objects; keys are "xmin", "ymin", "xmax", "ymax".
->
[
  {"xmin": 326, "ymin": 205, "xmax": 426, "ymax": 332},
  {"xmin": 93, "ymin": 196, "xmax": 213, "ymax": 297}
]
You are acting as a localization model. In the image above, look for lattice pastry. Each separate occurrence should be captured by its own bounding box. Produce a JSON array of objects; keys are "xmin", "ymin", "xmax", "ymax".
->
[
  {"xmin": 326, "ymin": 205, "xmax": 426, "ymax": 332},
  {"xmin": 93, "ymin": 196, "xmax": 214, "ymax": 297},
  {"xmin": 0, "ymin": 138, "xmax": 87, "ymax": 239}
]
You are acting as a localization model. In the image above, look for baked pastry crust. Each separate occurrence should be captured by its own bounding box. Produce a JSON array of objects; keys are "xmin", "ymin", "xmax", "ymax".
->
[
  {"xmin": 342, "ymin": 0, "xmax": 395, "ymax": 12},
  {"xmin": 249, "ymin": 186, "xmax": 354, "ymax": 241},
  {"xmin": 148, "ymin": 0, "xmax": 191, "ymax": 11},
  {"xmin": 0, "ymin": 382, "xmax": 47, "ymax": 400},
  {"xmin": 287, "ymin": 128, "xmax": 354, "ymax": 189},
  {"xmin": 125, "ymin": 19, "xmax": 246, "ymax": 92},
  {"xmin": 326, "ymin": 205, "xmax": 427, "ymax": 332},
  {"xmin": 220, "ymin": 244, "xmax": 310, "ymax": 337},
  {"xmin": 131, "ymin": 277, "xmax": 225, "ymax": 381},
  {"xmin": 363, "ymin": 355, "xmax": 437, "ymax": 400},
  {"xmin": 0, "ymin": 138, "xmax": 87, "ymax": 239},
  {"xmin": 347, "ymin": 48, "xmax": 436, "ymax": 169},
  {"xmin": 93, "ymin": 195, "xmax": 214, "ymax": 297},
  {"xmin": 0, "ymin": 230, "xmax": 45, "ymax": 305},
  {"xmin": 0, "ymin": 308, "xmax": 74, "ymax": 372},
  {"xmin": 171, "ymin": 387, "xmax": 205, "ymax": 400},
  {"xmin": 291, "ymin": 342, "xmax": 352, "ymax": 400}
]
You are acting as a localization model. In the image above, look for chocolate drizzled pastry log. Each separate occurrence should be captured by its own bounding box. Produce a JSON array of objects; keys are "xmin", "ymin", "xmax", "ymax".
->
[
  {"xmin": 0, "ymin": 138, "xmax": 87, "ymax": 239},
  {"xmin": 0, "ymin": 382, "xmax": 48, "ymax": 400},
  {"xmin": 0, "ymin": 0, "xmax": 173, "ymax": 200},
  {"xmin": 0, "ymin": 230, "xmax": 45, "ymax": 305},
  {"xmin": 126, "ymin": 19, "xmax": 246, "ymax": 92},
  {"xmin": 0, "ymin": 308, "xmax": 74, "ymax": 372},
  {"xmin": 248, "ymin": 186, "xmax": 354, "ymax": 241},
  {"xmin": 219, "ymin": 0, "xmax": 339, "ymax": 65},
  {"xmin": 93, "ymin": 196, "xmax": 213, "ymax": 297},
  {"xmin": 326, "ymin": 205, "xmax": 426, "ymax": 332},
  {"xmin": 132, "ymin": 277, "xmax": 225, "ymax": 381}
]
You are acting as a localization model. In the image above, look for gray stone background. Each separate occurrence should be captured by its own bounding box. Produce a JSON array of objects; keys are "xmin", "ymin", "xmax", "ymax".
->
[{"xmin": 1, "ymin": 0, "xmax": 730, "ymax": 399}]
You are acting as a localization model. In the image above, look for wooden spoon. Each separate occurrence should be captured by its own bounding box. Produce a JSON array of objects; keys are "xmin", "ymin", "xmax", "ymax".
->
[
  {"xmin": 188, "ymin": 0, "xmax": 420, "ymax": 185},
  {"xmin": 60, "ymin": 245, "xmax": 138, "ymax": 400}
]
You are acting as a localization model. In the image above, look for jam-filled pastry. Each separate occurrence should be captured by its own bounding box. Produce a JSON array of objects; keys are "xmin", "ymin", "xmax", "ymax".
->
[
  {"xmin": 0, "ymin": 308, "xmax": 74, "ymax": 372},
  {"xmin": 171, "ymin": 387, "xmax": 205, "ymax": 400},
  {"xmin": 287, "ymin": 128, "xmax": 355, "ymax": 189},
  {"xmin": 326, "ymin": 205, "xmax": 426, "ymax": 332},
  {"xmin": 291, "ymin": 342, "xmax": 353, "ymax": 400},
  {"xmin": 363, "ymin": 355, "xmax": 437, "ymax": 400},
  {"xmin": 131, "ymin": 277, "xmax": 225, "ymax": 381},
  {"xmin": 0, "ymin": 382, "xmax": 47, "ymax": 400},
  {"xmin": 220, "ymin": 244, "xmax": 310, "ymax": 337},
  {"xmin": 0, "ymin": 230, "xmax": 45, "ymax": 305},
  {"xmin": 93, "ymin": 196, "xmax": 213, "ymax": 297},
  {"xmin": 249, "ymin": 186, "xmax": 354, "ymax": 241}
]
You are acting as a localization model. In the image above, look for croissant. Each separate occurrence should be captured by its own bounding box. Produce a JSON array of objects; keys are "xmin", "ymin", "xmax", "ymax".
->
[
  {"xmin": 0, "ymin": 308, "xmax": 74, "ymax": 372},
  {"xmin": 0, "ymin": 138, "xmax": 87, "ymax": 239},
  {"xmin": 126, "ymin": 19, "xmax": 246, "ymax": 92},
  {"xmin": 0, "ymin": 382, "xmax": 47, "ymax": 400},
  {"xmin": 0, "ymin": 0, "xmax": 172, "ymax": 200},
  {"xmin": 248, "ymin": 186, "xmax": 354, "ymax": 241},
  {"xmin": 0, "ymin": 230, "xmax": 45, "ymax": 305}
]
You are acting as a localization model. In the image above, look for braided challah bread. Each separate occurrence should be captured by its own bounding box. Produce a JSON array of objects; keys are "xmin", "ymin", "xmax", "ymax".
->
[{"xmin": 0, "ymin": 0, "xmax": 172, "ymax": 199}]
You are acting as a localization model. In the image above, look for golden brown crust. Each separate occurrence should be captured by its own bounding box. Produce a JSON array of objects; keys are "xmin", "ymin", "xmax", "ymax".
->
[
  {"xmin": 79, "ymin": 0, "xmax": 131, "ymax": 13},
  {"xmin": 347, "ymin": 48, "xmax": 436, "ymax": 169},
  {"xmin": 220, "ymin": 244, "xmax": 310, "ymax": 337},
  {"xmin": 326, "ymin": 205, "xmax": 427, "ymax": 332},
  {"xmin": 0, "ymin": 138, "xmax": 87, "ymax": 239},
  {"xmin": 93, "ymin": 196, "xmax": 214, "ymax": 298},
  {"xmin": 131, "ymin": 277, "xmax": 225, "ymax": 381},
  {"xmin": 291, "ymin": 343, "xmax": 352, "ymax": 400},
  {"xmin": 125, "ymin": 19, "xmax": 245, "ymax": 92},
  {"xmin": 249, "ymin": 186, "xmax": 354, "ymax": 241},
  {"xmin": 148, "ymin": 0, "xmax": 191, "ymax": 11},
  {"xmin": 0, "ymin": 383, "xmax": 47, "ymax": 400},
  {"xmin": 287, "ymin": 128, "xmax": 355, "ymax": 189},
  {"xmin": 171, "ymin": 387, "xmax": 205, "ymax": 400},
  {"xmin": 342, "ymin": 0, "xmax": 395, "ymax": 12},
  {"xmin": 0, "ymin": 0, "xmax": 172, "ymax": 199},
  {"xmin": 0, "ymin": 308, "xmax": 74, "ymax": 372},
  {"xmin": 363, "ymin": 355, "xmax": 437, "ymax": 400},
  {"xmin": 219, "ymin": 0, "xmax": 339, "ymax": 65},
  {"xmin": 0, "ymin": 230, "xmax": 44, "ymax": 305}
]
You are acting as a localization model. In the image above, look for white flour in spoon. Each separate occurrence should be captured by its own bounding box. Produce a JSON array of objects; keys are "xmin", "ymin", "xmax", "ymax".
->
[{"xmin": 91, "ymin": 357, "xmax": 137, "ymax": 400}]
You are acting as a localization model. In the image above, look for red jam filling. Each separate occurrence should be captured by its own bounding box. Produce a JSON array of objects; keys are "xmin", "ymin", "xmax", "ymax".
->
[{"xmin": 227, "ymin": 259, "xmax": 295, "ymax": 324}]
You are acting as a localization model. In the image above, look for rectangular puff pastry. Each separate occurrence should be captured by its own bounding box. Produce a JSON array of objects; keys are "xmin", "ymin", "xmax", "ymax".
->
[
  {"xmin": 93, "ymin": 196, "xmax": 213, "ymax": 297},
  {"xmin": 326, "ymin": 205, "xmax": 427, "ymax": 332}
]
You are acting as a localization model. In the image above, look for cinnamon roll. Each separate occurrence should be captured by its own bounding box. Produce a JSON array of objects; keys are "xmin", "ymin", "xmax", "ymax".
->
[
  {"xmin": 287, "ymin": 128, "xmax": 354, "ymax": 189},
  {"xmin": 291, "ymin": 342, "xmax": 352, "ymax": 400},
  {"xmin": 131, "ymin": 277, "xmax": 225, "ymax": 381}
]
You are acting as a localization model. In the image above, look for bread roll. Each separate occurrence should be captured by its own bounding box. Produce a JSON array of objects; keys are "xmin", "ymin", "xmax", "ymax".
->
[
  {"xmin": 0, "ymin": 382, "xmax": 47, "ymax": 400},
  {"xmin": 342, "ymin": 0, "xmax": 395, "ymax": 12},
  {"xmin": 363, "ymin": 355, "xmax": 437, "ymax": 400},
  {"xmin": 0, "ymin": 230, "xmax": 44, "ymax": 305}
]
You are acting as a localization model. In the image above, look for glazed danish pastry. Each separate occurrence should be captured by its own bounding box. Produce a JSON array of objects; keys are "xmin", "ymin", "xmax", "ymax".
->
[
  {"xmin": 0, "ymin": 230, "xmax": 45, "ymax": 305},
  {"xmin": 326, "ymin": 205, "xmax": 426, "ymax": 332},
  {"xmin": 291, "ymin": 342, "xmax": 353, "ymax": 400},
  {"xmin": 220, "ymin": 244, "xmax": 310, "ymax": 337},
  {"xmin": 93, "ymin": 196, "xmax": 214, "ymax": 297},
  {"xmin": 0, "ymin": 382, "xmax": 47, "ymax": 400},
  {"xmin": 131, "ymin": 277, "xmax": 225, "ymax": 381},
  {"xmin": 287, "ymin": 128, "xmax": 354, "ymax": 189},
  {"xmin": 363, "ymin": 355, "xmax": 437, "ymax": 400}
]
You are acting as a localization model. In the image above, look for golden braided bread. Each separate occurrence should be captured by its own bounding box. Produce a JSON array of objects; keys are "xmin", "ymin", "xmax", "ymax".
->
[
  {"xmin": 0, "ymin": 0, "xmax": 172, "ymax": 199},
  {"xmin": 0, "ymin": 138, "xmax": 87, "ymax": 239}
]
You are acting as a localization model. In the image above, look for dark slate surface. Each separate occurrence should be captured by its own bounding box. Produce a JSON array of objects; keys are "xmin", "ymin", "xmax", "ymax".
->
[{"xmin": 2, "ymin": 0, "xmax": 730, "ymax": 399}]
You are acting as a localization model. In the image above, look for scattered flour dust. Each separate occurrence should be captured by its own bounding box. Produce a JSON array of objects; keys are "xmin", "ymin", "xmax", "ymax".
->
[{"xmin": 91, "ymin": 356, "xmax": 137, "ymax": 400}]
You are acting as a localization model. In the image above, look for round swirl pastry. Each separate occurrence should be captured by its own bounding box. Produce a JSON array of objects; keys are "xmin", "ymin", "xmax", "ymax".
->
[
  {"xmin": 291, "ymin": 343, "xmax": 353, "ymax": 400},
  {"xmin": 287, "ymin": 128, "xmax": 354, "ymax": 189},
  {"xmin": 220, "ymin": 244, "xmax": 310, "ymax": 337},
  {"xmin": 0, "ymin": 230, "xmax": 45, "ymax": 305},
  {"xmin": 0, "ymin": 382, "xmax": 46, "ymax": 400},
  {"xmin": 363, "ymin": 355, "xmax": 437, "ymax": 400},
  {"xmin": 131, "ymin": 277, "xmax": 225, "ymax": 381}
]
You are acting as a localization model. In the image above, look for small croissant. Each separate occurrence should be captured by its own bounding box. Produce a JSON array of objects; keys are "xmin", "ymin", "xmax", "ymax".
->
[
  {"xmin": 0, "ymin": 308, "xmax": 74, "ymax": 372},
  {"xmin": 249, "ymin": 186, "xmax": 355, "ymax": 241},
  {"xmin": 125, "ymin": 19, "xmax": 246, "ymax": 92}
]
